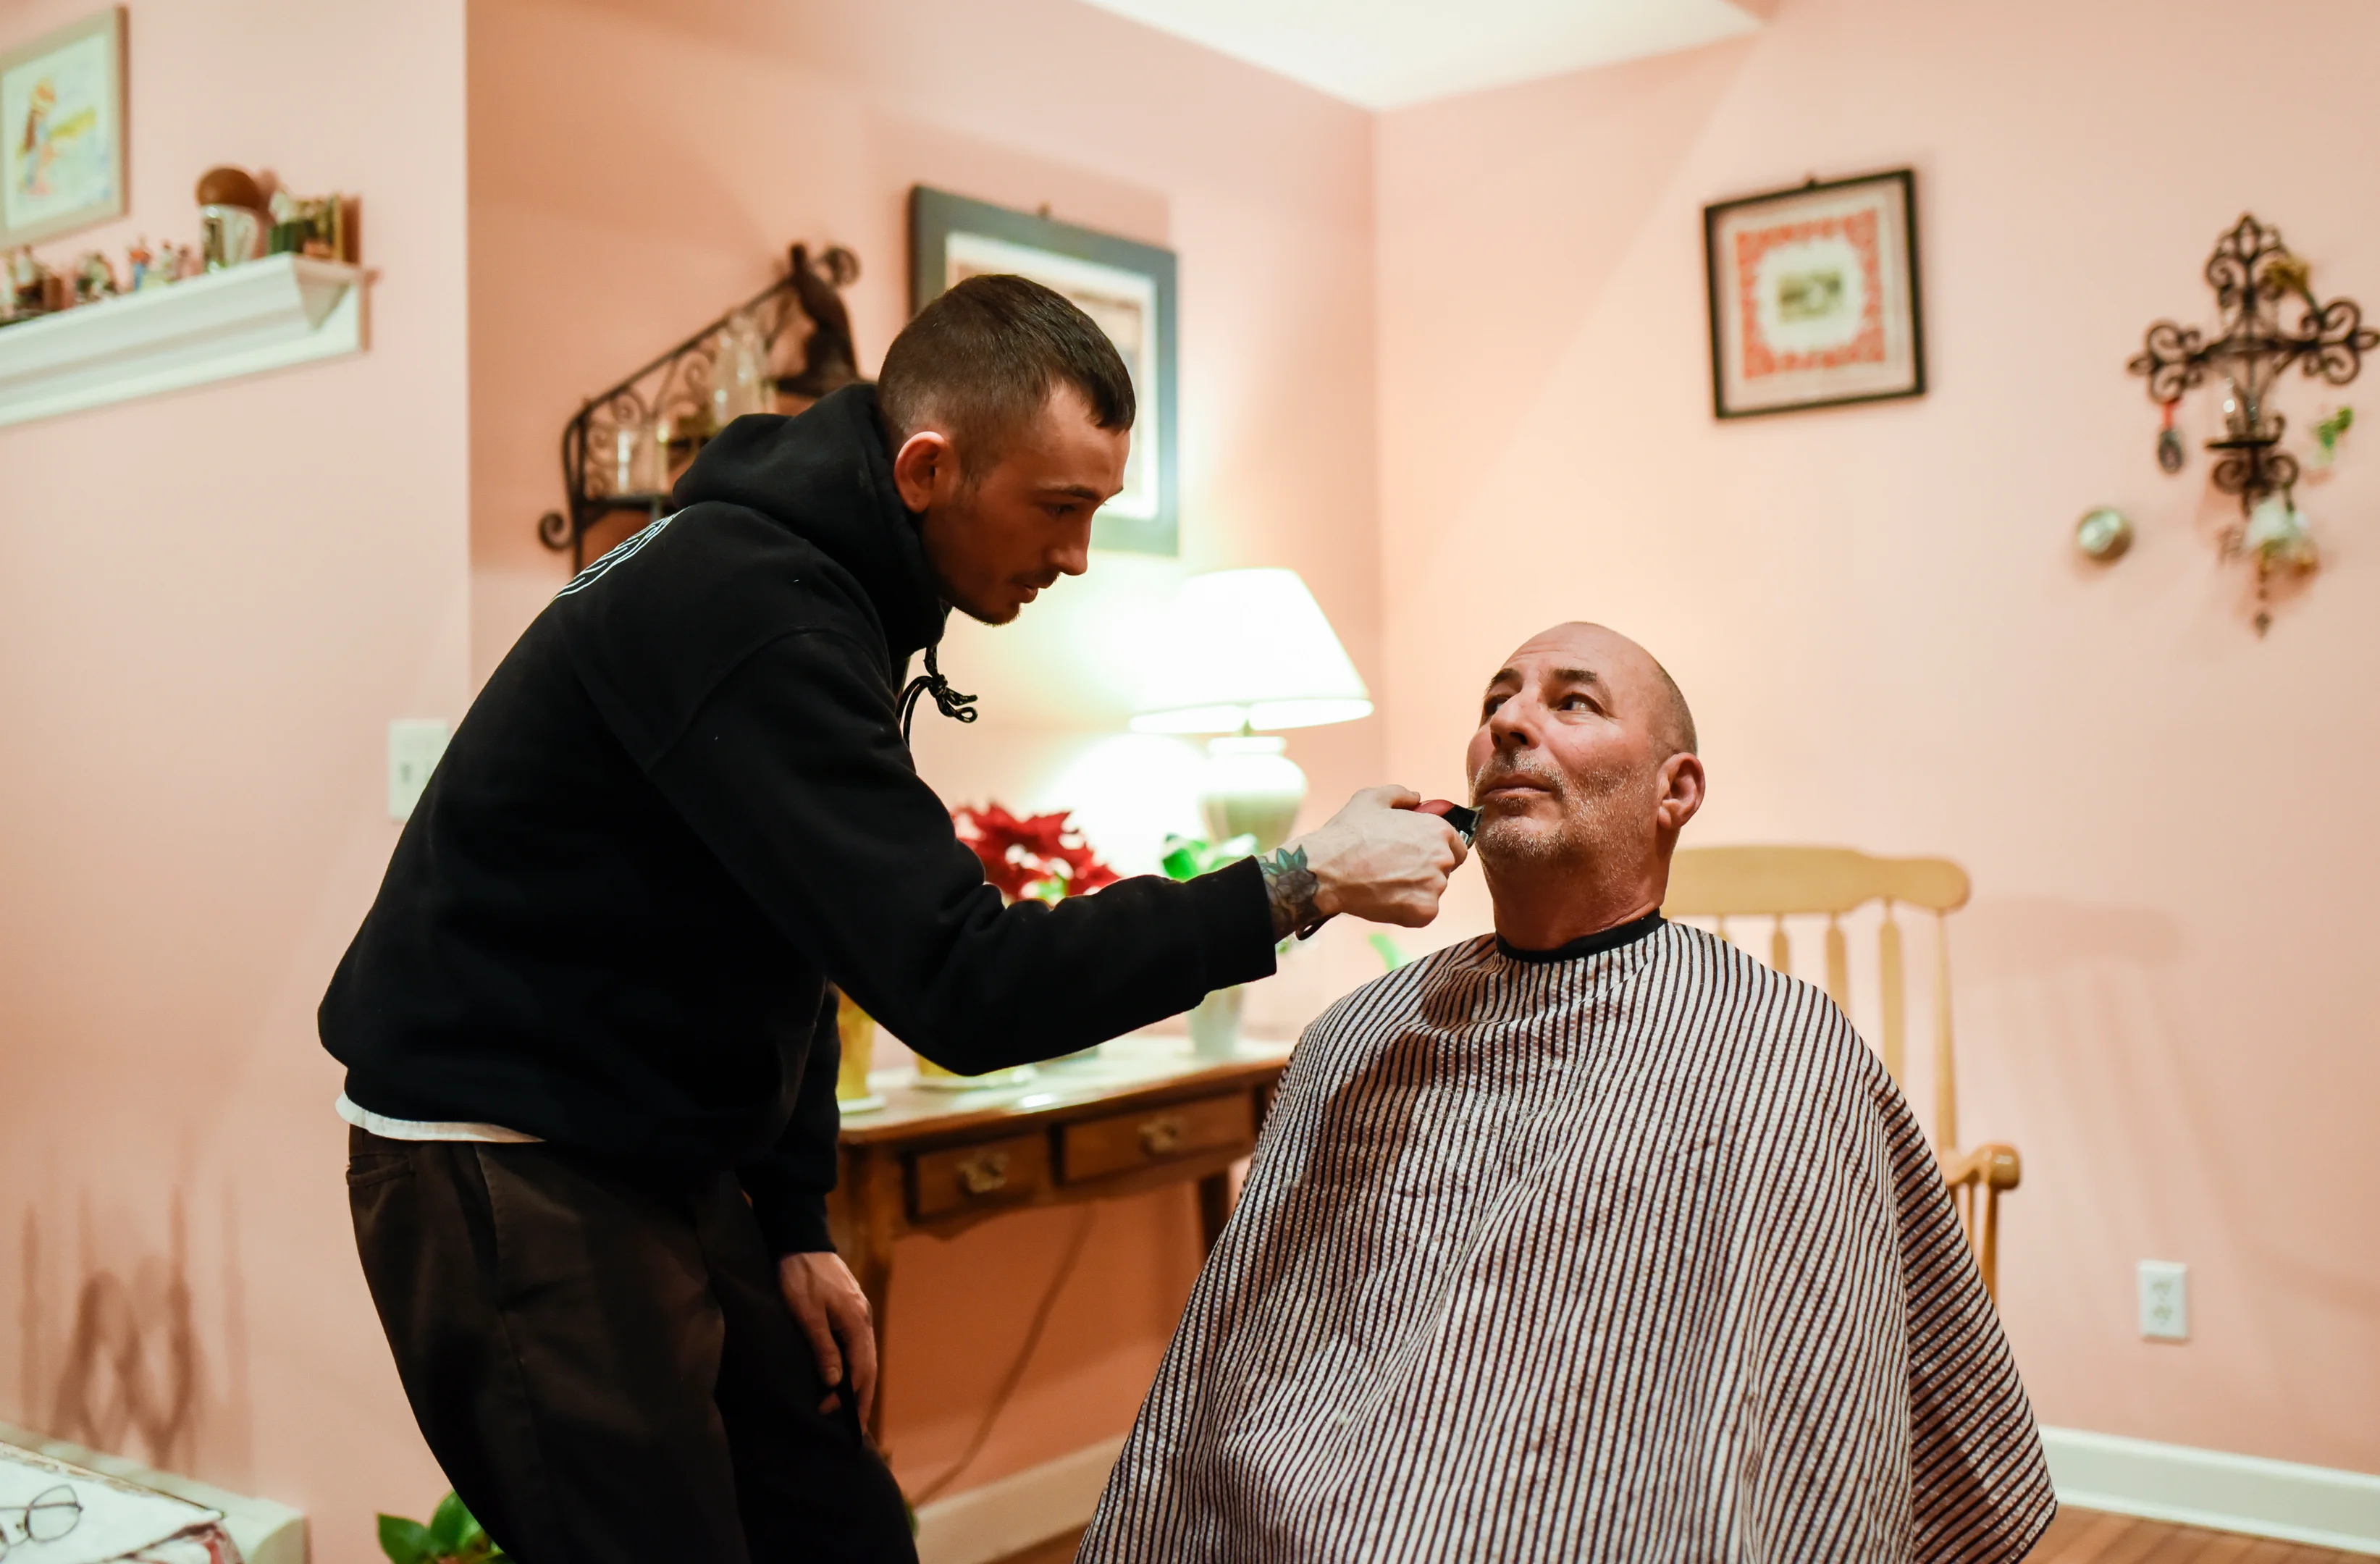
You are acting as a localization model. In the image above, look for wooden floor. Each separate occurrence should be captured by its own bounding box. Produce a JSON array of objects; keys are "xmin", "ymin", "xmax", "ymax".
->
[
  {"xmin": 993, "ymin": 1530, "xmax": 1083, "ymax": 1564},
  {"xmin": 2029, "ymin": 1508, "xmax": 2367, "ymax": 1563},
  {"xmin": 989, "ymin": 1511, "xmax": 2368, "ymax": 1563}
]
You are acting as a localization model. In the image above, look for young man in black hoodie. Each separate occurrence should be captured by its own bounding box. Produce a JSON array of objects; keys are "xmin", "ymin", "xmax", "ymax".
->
[{"xmin": 322, "ymin": 274, "xmax": 1465, "ymax": 1564}]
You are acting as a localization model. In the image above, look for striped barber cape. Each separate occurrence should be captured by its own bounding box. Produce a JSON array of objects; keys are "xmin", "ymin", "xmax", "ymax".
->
[{"xmin": 1080, "ymin": 916, "xmax": 2055, "ymax": 1563}]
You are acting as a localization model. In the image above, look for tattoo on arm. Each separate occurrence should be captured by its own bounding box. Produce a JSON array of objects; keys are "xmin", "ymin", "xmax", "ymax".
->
[{"xmin": 1258, "ymin": 844, "xmax": 1323, "ymax": 941}]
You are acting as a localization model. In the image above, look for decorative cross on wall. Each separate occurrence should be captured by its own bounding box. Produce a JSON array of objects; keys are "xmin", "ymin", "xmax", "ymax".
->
[{"xmin": 2127, "ymin": 214, "xmax": 2376, "ymax": 633}]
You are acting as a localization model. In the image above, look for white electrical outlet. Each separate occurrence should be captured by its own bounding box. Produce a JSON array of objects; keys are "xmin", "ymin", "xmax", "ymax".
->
[
  {"xmin": 388, "ymin": 719, "xmax": 450, "ymax": 822},
  {"xmin": 2138, "ymin": 1259, "xmax": 2190, "ymax": 1342}
]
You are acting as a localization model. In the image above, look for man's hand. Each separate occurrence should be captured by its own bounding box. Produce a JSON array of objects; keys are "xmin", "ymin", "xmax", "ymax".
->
[
  {"xmin": 1261, "ymin": 785, "xmax": 1467, "ymax": 937},
  {"xmin": 778, "ymin": 1250, "xmax": 878, "ymax": 1421}
]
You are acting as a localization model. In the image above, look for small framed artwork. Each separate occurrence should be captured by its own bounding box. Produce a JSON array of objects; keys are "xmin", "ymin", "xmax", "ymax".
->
[
  {"xmin": 1, "ymin": 7, "xmax": 127, "ymax": 248},
  {"xmin": 1704, "ymin": 169, "xmax": 1924, "ymax": 419},
  {"xmin": 910, "ymin": 186, "xmax": 1178, "ymax": 556}
]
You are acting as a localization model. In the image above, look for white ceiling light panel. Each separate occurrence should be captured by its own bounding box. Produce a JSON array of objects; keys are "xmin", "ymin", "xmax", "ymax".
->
[{"xmin": 1076, "ymin": 0, "xmax": 1766, "ymax": 110}]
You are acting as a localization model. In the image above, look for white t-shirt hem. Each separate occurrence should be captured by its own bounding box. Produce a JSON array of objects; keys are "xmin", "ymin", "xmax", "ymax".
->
[{"xmin": 337, "ymin": 1090, "xmax": 542, "ymax": 1144}]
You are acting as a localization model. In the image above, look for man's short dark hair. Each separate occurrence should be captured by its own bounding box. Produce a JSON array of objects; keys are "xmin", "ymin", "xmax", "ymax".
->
[{"xmin": 877, "ymin": 274, "xmax": 1135, "ymax": 472}]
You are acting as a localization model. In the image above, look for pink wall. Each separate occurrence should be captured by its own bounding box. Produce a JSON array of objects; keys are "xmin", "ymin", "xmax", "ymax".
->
[
  {"xmin": 1375, "ymin": 0, "xmax": 2380, "ymax": 1473},
  {"xmin": 0, "ymin": 0, "xmax": 472, "ymax": 1555},
  {"xmin": 466, "ymin": 0, "xmax": 1384, "ymax": 1500},
  {"xmin": 11, "ymin": 0, "xmax": 2361, "ymax": 1555}
]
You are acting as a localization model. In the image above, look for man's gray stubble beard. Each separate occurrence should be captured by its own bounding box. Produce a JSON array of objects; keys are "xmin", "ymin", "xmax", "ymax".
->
[{"xmin": 1473, "ymin": 758, "xmax": 1639, "ymax": 870}]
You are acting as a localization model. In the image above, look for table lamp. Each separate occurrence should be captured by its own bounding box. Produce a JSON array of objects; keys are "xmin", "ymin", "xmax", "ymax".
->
[{"xmin": 1131, "ymin": 568, "xmax": 1373, "ymax": 853}]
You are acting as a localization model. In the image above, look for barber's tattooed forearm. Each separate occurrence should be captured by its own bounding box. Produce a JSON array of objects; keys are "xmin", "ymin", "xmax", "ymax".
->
[{"xmin": 1259, "ymin": 844, "xmax": 1324, "ymax": 940}]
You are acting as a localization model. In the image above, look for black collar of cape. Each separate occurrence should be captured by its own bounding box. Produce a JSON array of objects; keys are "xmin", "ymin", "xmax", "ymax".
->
[
  {"xmin": 1495, "ymin": 909, "xmax": 1665, "ymax": 964},
  {"xmin": 668, "ymin": 382, "xmax": 950, "ymax": 666}
]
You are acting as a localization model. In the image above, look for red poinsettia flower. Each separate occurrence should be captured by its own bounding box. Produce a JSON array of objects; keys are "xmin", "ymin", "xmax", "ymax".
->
[{"xmin": 951, "ymin": 802, "xmax": 1119, "ymax": 902}]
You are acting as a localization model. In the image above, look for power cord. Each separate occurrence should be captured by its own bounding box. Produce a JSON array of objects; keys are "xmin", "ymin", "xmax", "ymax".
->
[{"xmin": 909, "ymin": 1204, "xmax": 1099, "ymax": 1505}]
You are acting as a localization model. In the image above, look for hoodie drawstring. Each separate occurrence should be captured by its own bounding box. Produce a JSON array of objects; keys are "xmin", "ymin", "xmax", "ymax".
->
[{"xmin": 899, "ymin": 644, "xmax": 979, "ymax": 744}]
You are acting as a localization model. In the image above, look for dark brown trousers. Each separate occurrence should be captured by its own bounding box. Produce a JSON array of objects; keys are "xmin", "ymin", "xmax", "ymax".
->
[{"xmin": 347, "ymin": 1127, "xmax": 914, "ymax": 1564}]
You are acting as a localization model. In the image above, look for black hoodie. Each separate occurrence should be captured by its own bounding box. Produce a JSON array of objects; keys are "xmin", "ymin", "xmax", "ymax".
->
[{"xmin": 319, "ymin": 386, "xmax": 1277, "ymax": 1253}]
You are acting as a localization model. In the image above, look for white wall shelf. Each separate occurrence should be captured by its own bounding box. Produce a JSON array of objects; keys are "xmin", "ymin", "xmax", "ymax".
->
[{"xmin": 0, "ymin": 253, "xmax": 367, "ymax": 429}]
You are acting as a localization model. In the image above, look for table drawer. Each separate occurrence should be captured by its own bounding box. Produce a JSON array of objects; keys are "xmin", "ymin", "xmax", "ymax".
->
[
  {"xmin": 1061, "ymin": 1093, "xmax": 1253, "ymax": 1183},
  {"xmin": 909, "ymin": 1132, "xmax": 1051, "ymax": 1221}
]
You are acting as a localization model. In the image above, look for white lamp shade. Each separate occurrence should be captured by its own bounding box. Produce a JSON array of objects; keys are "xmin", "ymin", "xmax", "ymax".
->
[{"xmin": 1132, "ymin": 568, "xmax": 1373, "ymax": 733}]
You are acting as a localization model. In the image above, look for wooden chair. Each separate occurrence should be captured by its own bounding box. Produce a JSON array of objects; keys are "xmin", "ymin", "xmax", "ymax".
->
[{"xmin": 1662, "ymin": 846, "xmax": 2021, "ymax": 1298}]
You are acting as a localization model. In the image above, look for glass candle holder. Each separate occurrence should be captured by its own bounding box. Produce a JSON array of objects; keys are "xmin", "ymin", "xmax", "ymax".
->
[{"xmin": 613, "ymin": 422, "xmax": 663, "ymax": 495}]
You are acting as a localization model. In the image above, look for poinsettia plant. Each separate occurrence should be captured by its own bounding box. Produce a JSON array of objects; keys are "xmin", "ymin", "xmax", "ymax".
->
[
  {"xmin": 379, "ymin": 1492, "xmax": 505, "ymax": 1564},
  {"xmin": 952, "ymin": 803, "xmax": 1119, "ymax": 904}
]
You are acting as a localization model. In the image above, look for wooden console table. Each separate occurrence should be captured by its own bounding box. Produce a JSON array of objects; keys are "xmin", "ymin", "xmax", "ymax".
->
[{"xmin": 827, "ymin": 1036, "xmax": 1290, "ymax": 1442}]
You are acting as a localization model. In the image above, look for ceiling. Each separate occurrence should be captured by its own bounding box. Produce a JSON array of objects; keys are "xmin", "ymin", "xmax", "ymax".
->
[{"xmin": 1074, "ymin": 0, "xmax": 1767, "ymax": 111}]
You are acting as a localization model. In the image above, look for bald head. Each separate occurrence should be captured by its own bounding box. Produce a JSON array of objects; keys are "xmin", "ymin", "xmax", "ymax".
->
[{"xmin": 1510, "ymin": 623, "xmax": 1696, "ymax": 760}]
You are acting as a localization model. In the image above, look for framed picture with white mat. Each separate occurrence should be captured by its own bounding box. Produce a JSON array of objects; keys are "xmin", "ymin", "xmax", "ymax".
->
[{"xmin": 1704, "ymin": 168, "xmax": 1925, "ymax": 419}]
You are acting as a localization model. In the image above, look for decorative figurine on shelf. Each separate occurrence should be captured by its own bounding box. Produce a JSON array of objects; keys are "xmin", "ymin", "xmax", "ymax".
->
[
  {"xmin": 127, "ymin": 237, "xmax": 193, "ymax": 292},
  {"xmin": 2127, "ymin": 213, "xmax": 2378, "ymax": 634},
  {"xmin": 150, "ymin": 240, "xmax": 194, "ymax": 288},
  {"xmin": 195, "ymin": 165, "xmax": 270, "ymax": 271},
  {"xmin": 1, "ymin": 246, "xmax": 62, "ymax": 324},
  {"xmin": 70, "ymin": 251, "xmax": 118, "ymax": 305},
  {"xmin": 268, "ymin": 187, "xmax": 350, "ymax": 261},
  {"xmin": 778, "ymin": 244, "xmax": 863, "ymax": 399}
]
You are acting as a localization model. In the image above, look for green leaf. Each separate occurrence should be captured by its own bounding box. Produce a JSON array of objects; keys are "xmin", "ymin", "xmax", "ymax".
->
[
  {"xmin": 1368, "ymin": 932, "xmax": 1408, "ymax": 971},
  {"xmin": 1160, "ymin": 833, "xmax": 1259, "ymax": 881},
  {"xmin": 428, "ymin": 1492, "xmax": 472, "ymax": 1552},
  {"xmin": 377, "ymin": 1515, "xmax": 437, "ymax": 1564},
  {"xmin": 1159, "ymin": 836, "xmax": 1202, "ymax": 881}
]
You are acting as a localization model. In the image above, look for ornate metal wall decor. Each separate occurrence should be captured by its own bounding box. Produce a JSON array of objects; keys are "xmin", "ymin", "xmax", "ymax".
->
[
  {"xmin": 2127, "ymin": 214, "xmax": 2375, "ymax": 632},
  {"xmin": 537, "ymin": 243, "xmax": 862, "ymax": 568}
]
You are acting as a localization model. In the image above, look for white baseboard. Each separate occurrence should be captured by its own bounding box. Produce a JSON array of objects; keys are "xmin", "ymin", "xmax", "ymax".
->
[
  {"xmin": 914, "ymin": 1436, "xmax": 1124, "ymax": 1564},
  {"xmin": 2042, "ymin": 1426, "xmax": 2380, "ymax": 1555}
]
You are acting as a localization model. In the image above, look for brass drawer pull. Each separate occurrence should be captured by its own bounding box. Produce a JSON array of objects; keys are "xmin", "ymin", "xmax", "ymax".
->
[
  {"xmin": 956, "ymin": 1151, "xmax": 1011, "ymax": 1195},
  {"xmin": 1138, "ymin": 1115, "xmax": 1188, "ymax": 1156}
]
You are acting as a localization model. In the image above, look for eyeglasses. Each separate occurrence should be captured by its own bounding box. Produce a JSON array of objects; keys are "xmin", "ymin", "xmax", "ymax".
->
[{"xmin": 0, "ymin": 1485, "xmax": 82, "ymax": 1556}]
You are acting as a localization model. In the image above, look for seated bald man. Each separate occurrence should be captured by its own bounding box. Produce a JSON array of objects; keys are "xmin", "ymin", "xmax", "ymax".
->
[{"xmin": 1080, "ymin": 623, "xmax": 2056, "ymax": 1564}]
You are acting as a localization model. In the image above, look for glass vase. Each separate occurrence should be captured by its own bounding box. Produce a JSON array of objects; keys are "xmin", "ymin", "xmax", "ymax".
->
[{"xmin": 1187, "ymin": 985, "xmax": 1243, "ymax": 1059}]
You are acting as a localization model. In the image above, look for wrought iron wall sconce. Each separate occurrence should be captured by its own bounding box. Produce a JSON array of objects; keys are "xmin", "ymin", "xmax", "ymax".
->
[
  {"xmin": 2125, "ymin": 214, "xmax": 2374, "ymax": 632},
  {"xmin": 536, "ymin": 243, "xmax": 865, "ymax": 568}
]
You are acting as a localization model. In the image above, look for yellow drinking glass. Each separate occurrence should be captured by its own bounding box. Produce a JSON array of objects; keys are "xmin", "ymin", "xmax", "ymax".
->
[{"xmin": 834, "ymin": 989, "xmax": 878, "ymax": 1107}]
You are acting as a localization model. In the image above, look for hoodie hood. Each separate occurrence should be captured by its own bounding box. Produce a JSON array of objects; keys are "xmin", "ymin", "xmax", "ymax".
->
[{"xmin": 669, "ymin": 384, "xmax": 949, "ymax": 663}]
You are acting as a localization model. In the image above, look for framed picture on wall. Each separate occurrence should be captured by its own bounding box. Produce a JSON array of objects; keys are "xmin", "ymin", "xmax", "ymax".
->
[
  {"xmin": 910, "ymin": 186, "xmax": 1179, "ymax": 556},
  {"xmin": 1, "ymin": 7, "xmax": 126, "ymax": 248},
  {"xmin": 1704, "ymin": 169, "xmax": 1924, "ymax": 419}
]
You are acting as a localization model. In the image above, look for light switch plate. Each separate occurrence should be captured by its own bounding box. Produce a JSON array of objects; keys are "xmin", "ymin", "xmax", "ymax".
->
[
  {"xmin": 388, "ymin": 719, "xmax": 450, "ymax": 822},
  {"xmin": 2138, "ymin": 1259, "xmax": 2189, "ymax": 1341}
]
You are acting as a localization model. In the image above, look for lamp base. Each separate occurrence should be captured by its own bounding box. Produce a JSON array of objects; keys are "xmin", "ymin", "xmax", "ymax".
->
[{"xmin": 1198, "ymin": 735, "xmax": 1305, "ymax": 854}]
